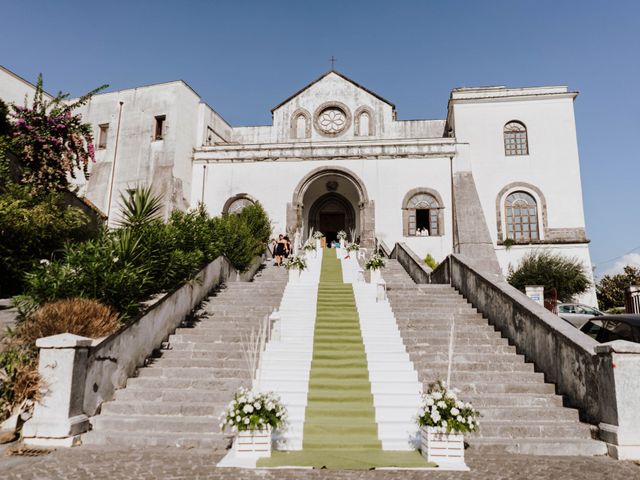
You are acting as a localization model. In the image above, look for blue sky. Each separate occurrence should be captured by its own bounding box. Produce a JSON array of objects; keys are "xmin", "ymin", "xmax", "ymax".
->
[{"xmin": 2, "ymin": 0, "xmax": 638, "ymax": 276}]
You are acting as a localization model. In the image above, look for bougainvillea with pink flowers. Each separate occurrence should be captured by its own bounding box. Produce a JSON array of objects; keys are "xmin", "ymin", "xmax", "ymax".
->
[{"xmin": 10, "ymin": 75, "xmax": 107, "ymax": 195}]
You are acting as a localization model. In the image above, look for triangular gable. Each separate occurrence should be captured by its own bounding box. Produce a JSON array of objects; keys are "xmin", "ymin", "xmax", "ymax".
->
[{"xmin": 271, "ymin": 70, "xmax": 395, "ymax": 113}]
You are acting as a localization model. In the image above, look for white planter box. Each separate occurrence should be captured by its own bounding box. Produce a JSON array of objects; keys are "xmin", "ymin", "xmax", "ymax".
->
[
  {"xmin": 369, "ymin": 268, "xmax": 382, "ymax": 285},
  {"xmin": 339, "ymin": 239, "xmax": 346, "ymax": 248},
  {"xmin": 315, "ymin": 239, "xmax": 322, "ymax": 251},
  {"xmin": 234, "ymin": 427, "xmax": 272, "ymax": 457},
  {"xmin": 420, "ymin": 426, "xmax": 465, "ymax": 465},
  {"xmin": 288, "ymin": 268, "xmax": 302, "ymax": 283}
]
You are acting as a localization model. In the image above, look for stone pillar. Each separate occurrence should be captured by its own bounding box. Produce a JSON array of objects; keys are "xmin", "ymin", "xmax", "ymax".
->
[
  {"xmin": 360, "ymin": 200, "xmax": 375, "ymax": 250},
  {"xmin": 22, "ymin": 333, "xmax": 92, "ymax": 447},
  {"xmin": 596, "ymin": 340, "xmax": 640, "ymax": 460}
]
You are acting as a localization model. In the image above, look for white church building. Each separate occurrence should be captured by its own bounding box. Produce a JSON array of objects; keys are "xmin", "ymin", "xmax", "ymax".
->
[{"xmin": 0, "ymin": 66, "xmax": 596, "ymax": 304}]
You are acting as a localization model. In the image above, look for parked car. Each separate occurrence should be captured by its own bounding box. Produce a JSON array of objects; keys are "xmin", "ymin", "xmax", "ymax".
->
[
  {"xmin": 580, "ymin": 315, "xmax": 640, "ymax": 344},
  {"xmin": 557, "ymin": 303, "xmax": 604, "ymax": 329}
]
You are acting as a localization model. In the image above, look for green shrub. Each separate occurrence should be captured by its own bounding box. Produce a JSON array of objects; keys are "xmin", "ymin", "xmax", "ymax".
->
[
  {"xmin": 19, "ymin": 189, "xmax": 272, "ymax": 318},
  {"xmin": 23, "ymin": 234, "xmax": 153, "ymax": 319},
  {"xmin": 238, "ymin": 202, "xmax": 272, "ymax": 255},
  {"xmin": 213, "ymin": 214, "xmax": 258, "ymax": 271},
  {"xmin": 424, "ymin": 254, "xmax": 439, "ymax": 270},
  {"xmin": 507, "ymin": 249, "xmax": 591, "ymax": 302}
]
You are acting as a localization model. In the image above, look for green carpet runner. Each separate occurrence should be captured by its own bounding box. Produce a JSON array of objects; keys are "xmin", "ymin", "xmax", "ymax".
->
[{"xmin": 259, "ymin": 250, "xmax": 430, "ymax": 469}]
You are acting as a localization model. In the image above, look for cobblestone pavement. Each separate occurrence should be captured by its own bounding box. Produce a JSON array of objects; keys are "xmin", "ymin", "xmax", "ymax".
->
[{"xmin": 1, "ymin": 445, "xmax": 639, "ymax": 480}]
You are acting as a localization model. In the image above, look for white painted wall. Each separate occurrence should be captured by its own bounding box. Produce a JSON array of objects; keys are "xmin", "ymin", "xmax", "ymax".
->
[
  {"xmin": 0, "ymin": 66, "xmax": 52, "ymax": 106},
  {"xmin": 193, "ymin": 156, "xmax": 454, "ymax": 262}
]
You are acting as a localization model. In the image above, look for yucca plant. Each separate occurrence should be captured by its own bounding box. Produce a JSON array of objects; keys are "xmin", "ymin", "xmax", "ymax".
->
[{"xmin": 116, "ymin": 186, "xmax": 163, "ymax": 229}]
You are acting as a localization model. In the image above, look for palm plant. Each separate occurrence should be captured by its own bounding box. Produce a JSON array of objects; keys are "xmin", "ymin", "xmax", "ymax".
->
[{"xmin": 116, "ymin": 186, "xmax": 163, "ymax": 229}]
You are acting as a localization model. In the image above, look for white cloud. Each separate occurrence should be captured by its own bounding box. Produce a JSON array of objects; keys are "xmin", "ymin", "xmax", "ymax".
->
[{"xmin": 601, "ymin": 253, "xmax": 640, "ymax": 277}]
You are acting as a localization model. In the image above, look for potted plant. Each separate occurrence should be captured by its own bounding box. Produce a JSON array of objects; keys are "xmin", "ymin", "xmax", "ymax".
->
[
  {"xmin": 312, "ymin": 230, "xmax": 324, "ymax": 250},
  {"xmin": 336, "ymin": 230, "xmax": 348, "ymax": 248},
  {"xmin": 364, "ymin": 253, "xmax": 386, "ymax": 284},
  {"xmin": 416, "ymin": 381, "xmax": 480, "ymax": 467},
  {"xmin": 303, "ymin": 241, "xmax": 316, "ymax": 253},
  {"xmin": 344, "ymin": 242, "xmax": 360, "ymax": 260},
  {"xmin": 284, "ymin": 255, "xmax": 307, "ymax": 282},
  {"xmin": 219, "ymin": 387, "xmax": 287, "ymax": 458}
]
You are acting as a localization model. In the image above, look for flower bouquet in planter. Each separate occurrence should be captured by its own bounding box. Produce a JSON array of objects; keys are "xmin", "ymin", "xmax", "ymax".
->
[
  {"xmin": 344, "ymin": 242, "xmax": 360, "ymax": 259},
  {"xmin": 364, "ymin": 253, "xmax": 386, "ymax": 284},
  {"xmin": 284, "ymin": 255, "xmax": 306, "ymax": 282},
  {"xmin": 416, "ymin": 380, "xmax": 480, "ymax": 467},
  {"xmin": 336, "ymin": 230, "xmax": 348, "ymax": 248},
  {"xmin": 312, "ymin": 230, "xmax": 324, "ymax": 250},
  {"xmin": 219, "ymin": 387, "xmax": 287, "ymax": 458},
  {"xmin": 302, "ymin": 241, "xmax": 317, "ymax": 258}
]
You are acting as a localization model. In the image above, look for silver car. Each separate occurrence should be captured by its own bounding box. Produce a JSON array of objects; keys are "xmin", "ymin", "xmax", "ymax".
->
[{"xmin": 558, "ymin": 303, "xmax": 604, "ymax": 329}]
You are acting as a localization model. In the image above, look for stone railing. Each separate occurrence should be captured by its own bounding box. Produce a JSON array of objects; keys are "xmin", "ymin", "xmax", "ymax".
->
[
  {"xmin": 22, "ymin": 255, "xmax": 263, "ymax": 447},
  {"xmin": 431, "ymin": 253, "xmax": 640, "ymax": 460},
  {"xmin": 390, "ymin": 242, "xmax": 432, "ymax": 284}
]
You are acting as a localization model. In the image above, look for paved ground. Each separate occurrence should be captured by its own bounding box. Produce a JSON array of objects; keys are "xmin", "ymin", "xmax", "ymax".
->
[{"xmin": 1, "ymin": 444, "xmax": 638, "ymax": 479}]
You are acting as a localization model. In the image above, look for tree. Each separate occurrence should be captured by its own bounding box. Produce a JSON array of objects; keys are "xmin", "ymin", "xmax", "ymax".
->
[
  {"xmin": 507, "ymin": 250, "xmax": 591, "ymax": 302},
  {"xmin": 597, "ymin": 265, "xmax": 640, "ymax": 311},
  {"xmin": 9, "ymin": 75, "xmax": 107, "ymax": 195},
  {"xmin": 0, "ymin": 99, "xmax": 11, "ymax": 137}
]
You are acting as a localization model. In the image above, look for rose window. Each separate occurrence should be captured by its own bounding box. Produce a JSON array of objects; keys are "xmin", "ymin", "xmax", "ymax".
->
[{"xmin": 318, "ymin": 108, "xmax": 347, "ymax": 134}]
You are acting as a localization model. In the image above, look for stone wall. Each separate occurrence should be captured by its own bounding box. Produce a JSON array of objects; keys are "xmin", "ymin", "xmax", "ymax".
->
[
  {"xmin": 429, "ymin": 253, "xmax": 640, "ymax": 458},
  {"xmin": 390, "ymin": 242, "xmax": 432, "ymax": 284},
  {"xmin": 83, "ymin": 256, "xmax": 238, "ymax": 415}
]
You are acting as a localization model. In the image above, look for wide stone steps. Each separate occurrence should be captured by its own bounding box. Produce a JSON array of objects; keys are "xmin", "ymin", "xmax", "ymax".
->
[
  {"xmin": 83, "ymin": 263, "xmax": 288, "ymax": 449},
  {"xmin": 383, "ymin": 258, "xmax": 607, "ymax": 456}
]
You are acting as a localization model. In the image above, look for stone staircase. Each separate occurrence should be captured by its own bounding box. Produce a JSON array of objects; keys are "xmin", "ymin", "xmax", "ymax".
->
[
  {"xmin": 83, "ymin": 263, "xmax": 288, "ymax": 450},
  {"xmin": 383, "ymin": 259, "xmax": 607, "ymax": 456}
]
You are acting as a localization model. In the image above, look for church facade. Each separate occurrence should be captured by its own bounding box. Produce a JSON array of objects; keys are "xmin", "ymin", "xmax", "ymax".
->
[{"xmin": 0, "ymin": 67, "xmax": 596, "ymax": 305}]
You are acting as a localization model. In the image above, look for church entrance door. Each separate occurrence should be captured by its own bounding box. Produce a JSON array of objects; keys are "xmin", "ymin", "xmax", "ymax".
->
[
  {"xmin": 318, "ymin": 212, "xmax": 346, "ymax": 245},
  {"xmin": 308, "ymin": 192, "xmax": 355, "ymax": 246}
]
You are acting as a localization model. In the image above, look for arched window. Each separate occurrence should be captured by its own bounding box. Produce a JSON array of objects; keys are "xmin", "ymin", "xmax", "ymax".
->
[
  {"xmin": 404, "ymin": 191, "xmax": 442, "ymax": 236},
  {"xmin": 504, "ymin": 121, "xmax": 528, "ymax": 156},
  {"xmin": 354, "ymin": 106, "xmax": 375, "ymax": 136},
  {"xmin": 359, "ymin": 112, "xmax": 370, "ymax": 136},
  {"xmin": 290, "ymin": 109, "xmax": 311, "ymax": 139},
  {"xmin": 223, "ymin": 194, "xmax": 256, "ymax": 215},
  {"xmin": 295, "ymin": 114, "xmax": 307, "ymax": 139},
  {"xmin": 505, "ymin": 191, "xmax": 539, "ymax": 241}
]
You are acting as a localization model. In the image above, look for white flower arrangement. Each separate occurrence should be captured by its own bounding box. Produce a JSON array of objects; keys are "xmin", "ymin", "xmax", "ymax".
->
[
  {"xmin": 219, "ymin": 387, "xmax": 287, "ymax": 433},
  {"xmin": 283, "ymin": 255, "xmax": 307, "ymax": 271},
  {"xmin": 312, "ymin": 231, "xmax": 324, "ymax": 240},
  {"xmin": 345, "ymin": 242, "xmax": 360, "ymax": 252},
  {"xmin": 336, "ymin": 230, "xmax": 348, "ymax": 240},
  {"xmin": 303, "ymin": 241, "xmax": 316, "ymax": 252},
  {"xmin": 416, "ymin": 380, "xmax": 480, "ymax": 434},
  {"xmin": 364, "ymin": 253, "xmax": 386, "ymax": 271}
]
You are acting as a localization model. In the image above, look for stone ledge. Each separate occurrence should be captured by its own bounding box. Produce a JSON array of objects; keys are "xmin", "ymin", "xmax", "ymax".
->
[
  {"xmin": 595, "ymin": 340, "xmax": 640, "ymax": 354},
  {"xmin": 36, "ymin": 334, "xmax": 93, "ymax": 349}
]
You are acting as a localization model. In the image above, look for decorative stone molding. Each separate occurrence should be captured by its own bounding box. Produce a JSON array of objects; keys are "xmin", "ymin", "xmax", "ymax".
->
[
  {"xmin": 354, "ymin": 106, "xmax": 375, "ymax": 136},
  {"xmin": 401, "ymin": 187, "xmax": 446, "ymax": 237},
  {"xmin": 222, "ymin": 193, "xmax": 258, "ymax": 215},
  {"xmin": 313, "ymin": 101, "xmax": 352, "ymax": 138},
  {"xmin": 194, "ymin": 138, "xmax": 457, "ymax": 164},
  {"xmin": 289, "ymin": 108, "xmax": 311, "ymax": 140},
  {"xmin": 288, "ymin": 166, "xmax": 374, "ymax": 249}
]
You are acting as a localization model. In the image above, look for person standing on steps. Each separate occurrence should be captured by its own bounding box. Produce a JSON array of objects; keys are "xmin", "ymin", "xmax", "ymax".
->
[
  {"xmin": 283, "ymin": 235, "xmax": 292, "ymax": 259},
  {"xmin": 274, "ymin": 234, "xmax": 288, "ymax": 266}
]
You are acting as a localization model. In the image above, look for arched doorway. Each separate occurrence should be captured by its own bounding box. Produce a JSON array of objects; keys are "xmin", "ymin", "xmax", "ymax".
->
[
  {"xmin": 287, "ymin": 166, "xmax": 375, "ymax": 248},
  {"xmin": 308, "ymin": 193, "xmax": 356, "ymax": 245}
]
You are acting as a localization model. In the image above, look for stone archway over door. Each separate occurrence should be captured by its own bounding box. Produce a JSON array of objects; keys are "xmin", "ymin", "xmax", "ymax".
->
[{"xmin": 287, "ymin": 166, "xmax": 375, "ymax": 249}]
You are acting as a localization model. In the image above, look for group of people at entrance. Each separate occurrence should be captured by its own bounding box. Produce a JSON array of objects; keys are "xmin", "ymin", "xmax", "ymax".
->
[{"xmin": 270, "ymin": 234, "xmax": 292, "ymax": 266}]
